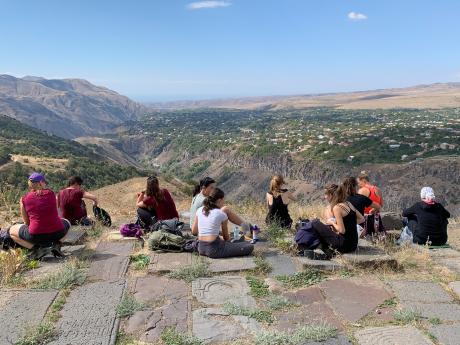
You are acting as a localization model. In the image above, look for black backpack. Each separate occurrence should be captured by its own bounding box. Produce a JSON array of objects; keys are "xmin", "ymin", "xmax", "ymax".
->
[{"xmin": 93, "ymin": 205, "xmax": 112, "ymax": 227}]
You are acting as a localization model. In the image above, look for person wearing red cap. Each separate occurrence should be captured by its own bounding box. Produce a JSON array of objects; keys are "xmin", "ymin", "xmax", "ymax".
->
[{"xmin": 9, "ymin": 172, "xmax": 70, "ymax": 256}]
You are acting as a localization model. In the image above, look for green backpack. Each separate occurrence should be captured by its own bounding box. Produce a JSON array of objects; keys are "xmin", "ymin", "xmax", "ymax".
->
[{"xmin": 148, "ymin": 230, "xmax": 185, "ymax": 252}]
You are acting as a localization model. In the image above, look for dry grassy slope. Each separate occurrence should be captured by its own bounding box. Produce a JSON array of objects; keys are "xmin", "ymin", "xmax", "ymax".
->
[
  {"xmin": 150, "ymin": 82, "xmax": 460, "ymax": 110},
  {"xmin": 90, "ymin": 177, "xmax": 191, "ymax": 226}
]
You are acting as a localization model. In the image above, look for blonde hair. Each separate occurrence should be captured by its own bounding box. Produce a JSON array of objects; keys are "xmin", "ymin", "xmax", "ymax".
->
[
  {"xmin": 358, "ymin": 170, "xmax": 370, "ymax": 182},
  {"xmin": 28, "ymin": 180, "xmax": 44, "ymax": 195},
  {"xmin": 270, "ymin": 175, "xmax": 285, "ymax": 194}
]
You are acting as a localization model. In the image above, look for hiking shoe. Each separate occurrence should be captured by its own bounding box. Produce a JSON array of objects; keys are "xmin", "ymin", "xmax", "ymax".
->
[
  {"xmin": 28, "ymin": 246, "xmax": 52, "ymax": 260},
  {"xmin": 250, "ymin": 238, "xmax": 259, "ymax": 244},
  {"xmin": 51, "ymin": 243, "xmax": 65, "ymax": 258},
  {"xmin": 303, "ymin": 249, "xmax": 315, "ymax": 259}
]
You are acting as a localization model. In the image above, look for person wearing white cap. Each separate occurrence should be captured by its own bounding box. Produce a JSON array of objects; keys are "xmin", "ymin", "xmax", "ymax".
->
[{"xmin": 402, "ymin": 187, "xmax": 451, "ymax": 246}]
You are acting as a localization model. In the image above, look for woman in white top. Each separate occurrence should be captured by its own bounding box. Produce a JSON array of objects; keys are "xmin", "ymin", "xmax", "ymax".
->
[{"xmin": 192, "ymin": 188, "xmax": 254, "ymax": 258}]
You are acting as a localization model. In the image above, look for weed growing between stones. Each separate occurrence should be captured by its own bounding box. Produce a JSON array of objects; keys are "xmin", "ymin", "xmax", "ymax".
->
[
  {"xmin": 254, "ymin": 324, "xmax": 337, "ymax": 345},
  {"xmin": 34, "ymin": 259, "xmax": 86, "ymax": 290},
  {"xmin": 276, "ymin": 269, "xmax": 324, "ymax": 289},
  {"xmin": 168, "ymin": 256, "xmax": 210, "ymax": 283},
  {"xmin": 47, "ymin": 289, "xmax": 70, "ymax": 323},
  {"xmin": 252, "ymin": 255, "xmax": 272, "ymax": 275},
  {"xmin": 87, "ymin": 224, "xmax": 104, "ymax": 238},
  {"xmin": 380, "ymin": 297, "xmax": 397, "ymax": 308},
  {"xmin": 116, "ymin": 293, "xmax": 146, "ymax": 318},
  {"xmin": 130, "ymin": 254, "xmax": 150, "ymax": 270},
  {"xmin": 14, "ymin": 322, "xmax": 57, "ymax": 345},
  {"xmin": 160, "ymin": 327, "xmax": 203, "ymax": 345},
  {"xmin": 246, "ymin": 276, "xmax": 270, "ymax": 297},
  {"xmin": 393, "ymin": 308, "xmax": 422, "ymax": 324},
  {"xmin": 266, "ymin": 294, "xmax": 294, "ymax": 311},
  {"xmin": 115, "ymin": 331, "xmax": 150, "ymax": 345},
  {"xmin": 428, "ymin": 317, "xmax": 442, "ymax": 325},
  {"xmin": 223, "ymin": 302, "xmax": 274, "ymax": 323}
]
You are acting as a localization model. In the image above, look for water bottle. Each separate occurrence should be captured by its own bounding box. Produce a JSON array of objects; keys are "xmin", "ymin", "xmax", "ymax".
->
[{"xmin": 233, "ymin": 226, "xmax": 240, "ymax": 239}]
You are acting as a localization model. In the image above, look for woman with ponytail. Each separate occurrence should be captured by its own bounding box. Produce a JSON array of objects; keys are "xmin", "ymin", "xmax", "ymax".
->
[
  {"xmin": 192, "ymin": 188, "xmax": 254, "ymax": 258},
  {"xmin": 310, "ymin": 183, "xmax": 364, "ymax": 257}
]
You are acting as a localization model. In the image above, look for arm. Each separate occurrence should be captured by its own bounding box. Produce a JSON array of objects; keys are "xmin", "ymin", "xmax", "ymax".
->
[
  {"xmin": 221, "ymin": 219, "xmax": 230, "ymax": 241},
  {"xmin": 287, "ymin": 191, "xmax": 297, "ymax": 202},
  {"xmin": 20, "ymin": 198, "xmax": 30, "ymax": 225},
  {"xmin": 402, "ymin": 203, "xmax": 418, "ymax": 218},
  {"xmin": 330, "ymin": 205, "xmax": 346, "ymax": 234},
  {"xmin": 324, "ymin": 206, "xmax": 334, "ymax": 220},
  {"xmin": 355, "ymin": 208, "xmax": 365, "ymax": 225},
  {"xmin": 370, "ymin": 201, "xmax": 381, "ymax": 212},
  {"xmin": 136, "ymin": 192, "xmax": 147, "ymax": 208},
  {"xmin": 358, "ymin": 187, "xmax": 370, "ymax": 198},
  {"xmin": 83, "ymin": 191, "xmax": 98, "ymax": 205},
  {"xmin": 439, "ymin": 204, "xmax": 451, "ymax": 219},
  {"xmin": 192, "ymin": 215, "xmax": 198, "ymax": 236},
  {"xmin": 266, "ymin": 193, "xmax": 271, "ymax": 209}
]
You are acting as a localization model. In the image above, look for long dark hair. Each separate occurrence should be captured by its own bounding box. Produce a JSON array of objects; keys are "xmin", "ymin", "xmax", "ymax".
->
[
  {"xmin": 330, "ymin": 184, "xmax": 348, "ymax": 210},
  {"xmin": 192, "ymin": 177, "xmax": 215, "ymax": 197},
  {"xmin": 202, "ymin": 188, "xmax": 224, "ymax": 216},
  {"xmin": 146, "ymin": 176, "xmax": 163, "ymax": 201},
  {"xmin": 342, "ymin": 176, "xmax": 357, "ymax": 197},
  {"xmin": 68, "ymin": 176, "xmax": 83, "ymax": 187}
]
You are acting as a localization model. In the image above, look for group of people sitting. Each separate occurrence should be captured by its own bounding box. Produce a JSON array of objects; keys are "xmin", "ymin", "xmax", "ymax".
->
[
  {"xmin": 6, "ymin": 173, "xmax": 99, "ymax": 257},
  {"xmin": 3, "ymin": 170, "xmax": 452, "ymax": 261}
]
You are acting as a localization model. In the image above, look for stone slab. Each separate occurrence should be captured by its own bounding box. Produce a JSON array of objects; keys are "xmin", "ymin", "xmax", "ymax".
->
[
  {"xmin": 192, "ymin": 276, "xmax": 256, "ymax": 308},
  {"xmin": 282, "ymin": 286, "xmax": 325, "ymax": 305},
  {"xmin": 126, "ymin": 298, "xmax": 189, "ymax": 342},
  {"xmin": 448, "ymin": 281, "xmax": 460, "ymax": 298},
  {"xmin": 48, "ymin": 280, "xmax": 125, "ymax": 345},
  {"xmin": 106, "ymin": 230, "xmax": 140, "ymax": 242},
  {"xmin": 340, "ymin": 245, "xmax": 396, "ymax": 268},
  {"xmin": 0, "ymin": 289, "xmax": 58, "ymax": 344},
  {"xmin": 320, "ymin": 278, "xmax": 392, "ymax": 322},
  {"xmin": 380, "ymin": 212, "xmax": 403, "ymax": 230},
  {"xmin": 207, "ymin": 256, "xmax": 256, "ymax": 273},
  {"xmin": 193, "ymin": 308, "xmax": 259, "ymax": 343},
  {"xmin": 403, "ymin": 302, "xmax": 460, "ymax": 321},
  {"xmin": 275, "ymin": 301, "xmax": 344, "ymax": 332},
  {"xmin": 62, "ymin": 226, "xmax": 87, "ymax": 244},
  {"xmin": 88, "ymin": 241, "xmax": 133, "ymax": 281},
  {"xmin": 149, "ymin": 252, "xmax": 192, "ymax": 273},
  {"xmin": 303, "ymin": 335, "xmax": 352, "ymax": 345},
  {"xmin": 355, "ymin": 326, "xmax": 433, "ymax": 345},
  {"xmin": 299, "ymin": 257, "xmax": 345, "ymax": 272},
  {"xmin": 429, "ymin": 248, "xmax": 460, "ymax": 259},
  {"xmin": 389, "ymin": 280, "xmax": 453, "ymax": 303},
  {"xmin": 132, "ymin": 275, "xmax": 188, "ymax": 303},
  {"xmin": 438, "ymin": 257, "xmax": 460, "ymax": 273},
  {"xmin": 264, "ymin": 251, "xmax": 300, "ymax": 277},
  {"xmin": 429, "ymin": 324, "xmax": 460, "ymax": 345}
]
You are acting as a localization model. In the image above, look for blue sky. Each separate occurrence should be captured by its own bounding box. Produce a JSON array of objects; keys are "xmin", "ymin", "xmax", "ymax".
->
[{"xmin": 1, "ymin": 0, "xmax": 459, "ymax": 101}]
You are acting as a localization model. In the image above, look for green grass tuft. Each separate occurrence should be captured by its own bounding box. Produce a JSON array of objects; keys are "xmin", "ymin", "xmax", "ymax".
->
[
  {"xmin": 130, "ymin": 254, "xmax": 150, "ymax": 270},
  {"xmin": 246, "ymin": 276, "xmax": 270, "ymax": 297},
  {"xmin": 15, "ymin": 322, "xmax": 56, "ymax": 345},
  {"xmin": 34, "ymin": 260, "xmax": 86, "ymax": 290},
  {"xmin": 276, "ymin": 269, "xmax": 324, "ymax": 289},
  {"xmin": 266, "ymin": 294, "xmax": 294, "ymax": 310},
  {"xmin": 168, "ymin": 257, "xmax": 210, "ymax": 283},
  {"xmin": 254, "ymin": 324, "xmax": 337, "ymax": 345},
  {"xmin": 116, "ymin": 293, "xmax": 146, "ymax": 318},
  {"xmin": 429, "ymin": 317, "xmax": 442, "ymax": 325},
  {"xmin": 160, "ymin": 327, "xmax": 203, "ymax": 345},
  {"xmin": 253, "ymin": 256, "xmax": 272, "ymax": 275},
  {"xmin": 223, "ymin": 302, "xmax": 274, "ymax": 323},
  {"xmin": 393, "ymin": 308, "xmax": 422, "ymax": 324}
]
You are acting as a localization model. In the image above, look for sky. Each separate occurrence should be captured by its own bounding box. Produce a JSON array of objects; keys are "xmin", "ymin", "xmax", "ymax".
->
[{"xmin": 1, "ymin": 0, "xmax": 459, "ymax": 101}]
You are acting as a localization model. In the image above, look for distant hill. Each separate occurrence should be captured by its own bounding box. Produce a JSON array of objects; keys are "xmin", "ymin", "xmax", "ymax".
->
[
  {"xmin": 0, "ymin": 75, "xmax": 147, "ymax": 138},
  {"xmin": 149, "ymin": 82, "xmax": 460, "ymax": 110}
]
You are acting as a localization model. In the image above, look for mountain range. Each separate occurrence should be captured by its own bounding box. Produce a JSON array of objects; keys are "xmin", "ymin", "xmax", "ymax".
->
[{"xmin": 0, "ymin": 75, "xmax": 147, "ymax": 138}]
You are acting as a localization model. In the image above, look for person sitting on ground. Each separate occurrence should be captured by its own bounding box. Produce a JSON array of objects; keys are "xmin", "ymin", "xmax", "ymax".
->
[
  {"xmin": 58, "ymin": 176, "xmax": 98, "ymax": 226},
  {"xmin": 343, "ymin": 176, "xmax": 381, "ymax": 222},
  {"xmin": 137, "ymin": 176, "xmax": 179, "ymax": 227},
  {"xmin": 266, "ymin": 175, "xmax": 296, "ymax": 229},
  {"xmin": 357, "ymin": 171, "xmax": 384, "ymax": 236},
  {"xmin": 9, "ymin": 173, "xmax": 71, "ymax": 256},
  {"xmin": 190, "ymin": 177, "xmax": 252, "ymax": 236},
  {"xmin": 311, "ymin": 183, "xmax": 364, "ymax": 256},
  {"xmin": 323, "ymin": 184, "xmax": 339, "ymax": 222},
  {"xmin": 402, "ymin": 187, "xmax": 450, "ymax": 246},
  {"xmin": 192, "ymin": 188, "xmax": 254, "ymax": 258}
]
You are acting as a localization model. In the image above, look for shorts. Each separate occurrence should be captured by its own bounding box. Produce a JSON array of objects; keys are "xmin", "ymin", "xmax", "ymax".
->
[{"xmin": 19, "ymin": 219, "xmax": 71, "ymax": 245}]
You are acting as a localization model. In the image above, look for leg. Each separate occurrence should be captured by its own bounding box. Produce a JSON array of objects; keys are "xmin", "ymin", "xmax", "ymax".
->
[
  {"xmin": 221, "ymin": 206, "xmax": 250, "ymax": 233},
  {"xmin": 137, "ymin": 208, "xmax": 156, "ymax": 228},
  {"xmin": 219, "ymin": 241, "xmax": 254, "ymax": 258},
  {"xmin": 9, "ymin": 224, "xmax": 34, "ymax": 249},
  {"xmin": 311, "ymin": 220, "xmax": 344, "ymax": 251},
  {"xmin": 58, "ymin": 219, "xmax": 72, "ymax": 243}
]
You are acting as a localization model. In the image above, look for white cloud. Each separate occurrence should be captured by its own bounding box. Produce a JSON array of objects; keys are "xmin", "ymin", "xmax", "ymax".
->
[
  {"xmin": 348, "ymin": 11, "xmax": 368, "ymax": 21},
  {"xmin": 187, "ymin": 1, "xmax": 232, "ymax": 10}
]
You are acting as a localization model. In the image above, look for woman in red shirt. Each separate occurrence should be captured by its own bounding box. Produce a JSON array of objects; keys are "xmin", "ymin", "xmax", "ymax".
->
[
  {"xmin": 9, "ymin": 172, "xmax": 70, "ymax": 250},
  {"xmin": 136, "ymin": 176, "xmax": 179, "ymax": 227}
]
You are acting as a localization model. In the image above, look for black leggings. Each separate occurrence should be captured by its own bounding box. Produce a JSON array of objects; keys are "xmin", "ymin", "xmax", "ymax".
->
[
  {"xmin": 198, "ymin": 238, "xmax": 254, "ymax": 259},
  {"xmin": 311, "ymin": 220, "xmax": 346, "ymax": 252},
  {"xmin": 137, "ymin": 208, "xmax": 156, "ymax": 228}
]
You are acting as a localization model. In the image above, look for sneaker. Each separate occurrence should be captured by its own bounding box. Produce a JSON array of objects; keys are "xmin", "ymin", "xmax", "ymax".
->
[
  {"xmin": 28, "ymin": 245, "xmax": 52, "ymax": 260},
  {"xmin": 51, "ymin": 243, "xmax": 65, "ymax": 258},
  {"xmin": 250, "ymin": 238, "xmax": 259, "ymax": 244},
  {"xmin": 303, "ymin": 249, "xmax": 315, "ymax": 259}
]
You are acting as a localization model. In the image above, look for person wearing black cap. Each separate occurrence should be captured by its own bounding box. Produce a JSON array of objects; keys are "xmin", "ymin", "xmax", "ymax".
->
[{"xmin": 9, "ymin": 172, "xmax": 70, "ymax": 258}]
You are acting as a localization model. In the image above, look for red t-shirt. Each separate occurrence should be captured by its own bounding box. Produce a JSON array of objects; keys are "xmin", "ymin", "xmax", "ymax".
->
[
  {"xmin": 58, "ymin": 188, "xmax": 87, "ymax": 224},
  {"xmin": 143, "ymin": 189, "xmax": 179, "ymax": 220},
  {"xmin": 22, "ymin": 189, "xmax": 64, "ymax": 235}
]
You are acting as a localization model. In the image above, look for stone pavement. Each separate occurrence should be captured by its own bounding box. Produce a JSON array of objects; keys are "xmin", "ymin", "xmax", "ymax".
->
[
  {"xmin": 355, "ymin": 326, "xmax": 434, "ymax": 345},
  {"xmin": 88, "ymin": 241, "xmax": 133, "ymax": 281}
]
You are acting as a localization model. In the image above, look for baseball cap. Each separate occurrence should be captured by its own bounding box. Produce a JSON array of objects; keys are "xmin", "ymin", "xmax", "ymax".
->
[{"xmin": 28, "ymin": 172, "xmax": 47, "ymax": 184}]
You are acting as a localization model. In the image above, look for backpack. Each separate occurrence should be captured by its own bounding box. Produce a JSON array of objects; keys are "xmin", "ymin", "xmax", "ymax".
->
[
  {"xmin": 0, "ymin": 228, "xmax": 18, "ymax": 250},
  {"xmin": 151, "ymin": 219, "xmax": 184, "ymax": 237},
  {"xmin": 294, "ymin": 219, "xmax": 320, "ymax": 250},
  {"xmin": 93, "ymin": 205, "xmax": 112, "ymax": 227},
  {"xmin": 148, "ymin": 230, "xmax": 185, "ymax": 252},
  {"xmin": 120, "ymin": 223, "xmax": 144, "ymax": 238}
]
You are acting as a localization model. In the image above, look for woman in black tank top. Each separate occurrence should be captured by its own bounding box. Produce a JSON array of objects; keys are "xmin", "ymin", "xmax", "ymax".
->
[{"xmin": 265, "ymin": 175, "xmax": 296, "ymax": 229}]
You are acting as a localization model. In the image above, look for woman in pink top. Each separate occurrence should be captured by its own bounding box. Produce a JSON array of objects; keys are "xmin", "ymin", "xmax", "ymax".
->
[{"xmin": 9, "ymin": 173, "xmax": 70, "ymax": 252}]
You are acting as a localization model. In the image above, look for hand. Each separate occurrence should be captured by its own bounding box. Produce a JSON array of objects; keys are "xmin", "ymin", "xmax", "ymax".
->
[
  {"xmin": 369, "ymin": 208, "xmax": 376, "ymax": 215},
  {"xmin": 326, "ymin": 218, "xmax": 336, "ymax": 226},
  {"xmin": 137, "ymin": 191, "xmax": 144, "ymax": 197}
]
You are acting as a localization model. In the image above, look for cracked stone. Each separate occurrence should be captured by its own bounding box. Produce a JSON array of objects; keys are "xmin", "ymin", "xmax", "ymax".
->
[
  {"xmin": 355, "ymin": 326, "xmax": 434, "ymax": 345},
  {"xmin": 389, "ymin": 280, "xmax": 453, "ymax": 303},
  {"xmin": 88, "ymin": 241, "xmax": 133, "ymax": 281}
]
